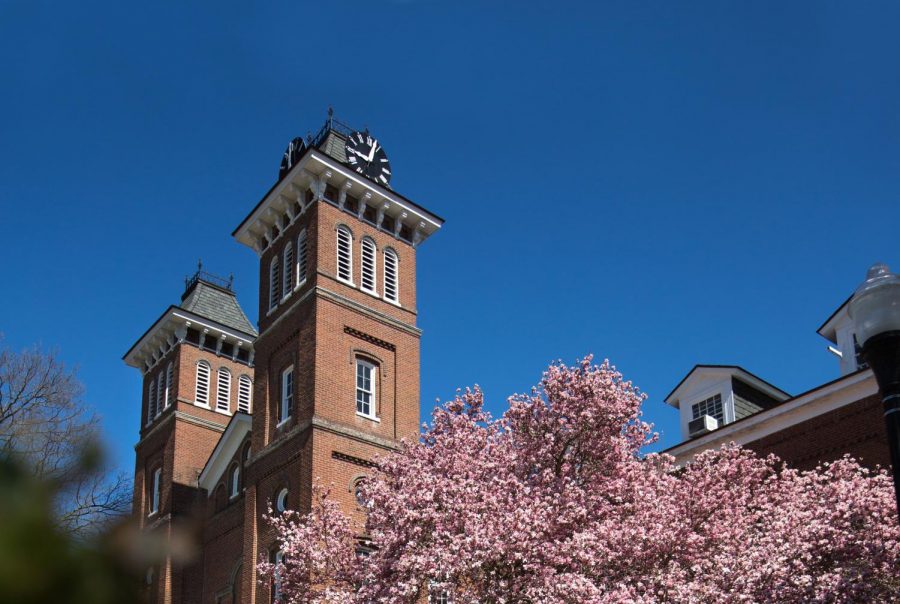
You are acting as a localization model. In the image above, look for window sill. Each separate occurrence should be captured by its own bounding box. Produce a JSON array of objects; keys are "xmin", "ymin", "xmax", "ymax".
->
[
  {"xmin": 148, "ymin": 510, "xmax": 158, "ymax": 518},
  {"xmin": 382, "ymin": 296, "xmax": 402, "ymax": 308},
  {"xmin": 294, "ymin": 280, "xmax": 307, "ymax": 292},
  {"xmin": 337, "ymin": 277, "xmax": 355, "ymax": 287},
  {"xmin": 266, "ymin": 306, "xmax": 278, "ymax": 317},
  {"xmin": 356, "ymin": 412, "xmax": 380, "ymax": 423},
  {"xmin": 276, "ymin": 417, "xmax": 292, "ymax": 429},
  {"xmin": 194, "ymin": 402, "xmax": 211, "ymax": 410},
  {"xmin": 215, "ymin": 408, "xmax": 232, "ymax": 416},
  {"xmin": 361, "ymin": 287, "xmax": 379, "ymax": 299}
]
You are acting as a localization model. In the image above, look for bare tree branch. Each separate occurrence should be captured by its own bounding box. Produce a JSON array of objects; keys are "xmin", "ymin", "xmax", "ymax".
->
[{"xmin": 0, "ymin": 339, "xmax": 132, "ymax": 535}]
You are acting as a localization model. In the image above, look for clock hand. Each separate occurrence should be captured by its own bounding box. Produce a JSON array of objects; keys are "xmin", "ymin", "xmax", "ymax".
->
[
  {"xmin": 367, "ymin": 142, "xmax": 378, "ymax": 163},
  {"xmin": 348, "ymin": 148, "xmax": 368, "ymax": 161}
]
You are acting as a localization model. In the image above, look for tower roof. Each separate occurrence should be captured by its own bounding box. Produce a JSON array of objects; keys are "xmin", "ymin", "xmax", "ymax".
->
[
  {"xmin": 233, "ymin": 115, "xmax": 444, "ymax": 254},
  {"xmin": 122, "ymin": 269, "xmax": 256, "ymax": 373},
  {"xmin": 180, "ymin": 275, "xmax": 257, "ymax": 336}
]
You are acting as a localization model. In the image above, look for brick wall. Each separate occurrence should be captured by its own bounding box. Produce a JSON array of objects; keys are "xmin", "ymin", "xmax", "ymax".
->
[{"xmin": 745, "ymin": 393, "xmax": 890, "ymax": 471}]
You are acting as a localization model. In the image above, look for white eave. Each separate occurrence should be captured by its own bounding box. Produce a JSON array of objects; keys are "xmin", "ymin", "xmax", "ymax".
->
[
  {"xmin": 816, "ymin": 296, "xmax": 851, "ymax": 344},
  {"xmin": 664, "ymin": 365, "xmax": 790, "ymax": 409},
  {"xmin": 232, "ymin": 149, "xmax": 444, "ymax": 254},
  {"xmin": 123, "ymin": 306, "xmax": 256, "ymax": 374},
  {"xmin": 198, "ymin": 413, "xmax": 252, "ymax": 493},
  {"xmin": 665, "ymin": 369, "xmax": 876, "ymax": 463}
]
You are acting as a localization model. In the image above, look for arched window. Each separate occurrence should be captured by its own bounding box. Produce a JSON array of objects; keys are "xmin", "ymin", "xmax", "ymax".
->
[
  {"xmin": 352, "ymin": 477, "xmax": 367, "ymax": 507},
  {"xmin": 149, "ymin": 467, "xmax": 161, "ymax": 515},
  {"xmin": 360, "ymin": 237, "xmax": 377, "ymax": 294},
  {"xmin": 273, "ymin": 549, "xmax": 285, "ymax": 601},
  {"xmin": 275, "ymin": 487, "xmax": 289, "ymax": 513},
  {"xmin": 384, "ymin": 248, "xmax": 399, "ymax": 304},
  {"xmin": 164, "ymin": 362, "xmax": 174, "ymax": 409},
  {"xmin": 279, "ymin": 366, "xmax": 294, "ymax": 424},
  {"xmin": 217, "ymin": 367, "xmax": 232, "ymax": 413},
  {"xmin": 155, "ymin": 377, "xmax": 164, "ymax": 418},
  {"xmin": 336, "ymin": 225, "xmax": 352, "ymax": 283},
  {"xmin": 282, "ymin": 241, "xmax": 293, "ymax": 299},
  {"xmin": 228, "ymin": 463, "xmax": 240, "ymax": 499},
  {"xmin": 196, "ymin": 360, "xmax": 211, "ymax": 407},
  {"xmin": 269, "ymin": 255, "xmax": 281, "ymax": 311},
  {"xmin": 238, "ymin": 375, "xmax": 252, "ymax": 413},
  {"xmin": 147, "ymin": 379, "xmax": 156, "ymax": 424},
  {"xmin": 296, "ymin": 229, "xmax": 309, "ymax": 286},
  {"xmin": 355, "ymin": 358, "xmax": 377, "ymax": 419}
]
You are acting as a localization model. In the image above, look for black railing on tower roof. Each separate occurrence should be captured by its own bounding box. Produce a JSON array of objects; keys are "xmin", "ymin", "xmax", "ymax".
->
[
  {"xmin": 184, "ymin": 261, "xmax": 234, "ymax": 294},
  {"xmin": 309, "ymin": 110, "xmax": 358, "ymax": 148}
]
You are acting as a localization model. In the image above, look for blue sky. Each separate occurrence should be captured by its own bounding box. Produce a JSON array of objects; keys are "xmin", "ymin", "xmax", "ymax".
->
[{"xmin": 2, "ymin": 0, "xmax": 899, "ymax": 472}]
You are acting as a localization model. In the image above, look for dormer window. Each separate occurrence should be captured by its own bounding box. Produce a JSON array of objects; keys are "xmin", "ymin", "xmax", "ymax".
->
[{"xmin": 691, "ymin": 393, "xmax": 724, "ymax": 424}]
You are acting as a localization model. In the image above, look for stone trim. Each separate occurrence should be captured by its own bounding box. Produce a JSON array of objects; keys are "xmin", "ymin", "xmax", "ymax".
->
[{"xmin": 311, "ymin": 416, "xmax": 399, "ymax": 451}]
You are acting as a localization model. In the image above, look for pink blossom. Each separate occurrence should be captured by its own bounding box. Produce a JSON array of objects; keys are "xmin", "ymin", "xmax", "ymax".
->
[{"xmin": 261, "ymin": 357, "xmax": 900, "ymax": 602}]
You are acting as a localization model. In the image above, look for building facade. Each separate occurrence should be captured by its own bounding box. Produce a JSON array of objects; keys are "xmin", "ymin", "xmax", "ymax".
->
[
  {"xmin": 664, "ymin": 295, "xmax": 891, "ymax": 472},
  {"xmin": 125, "ymin": 116, "xmax": 443, "ymax": 603}
]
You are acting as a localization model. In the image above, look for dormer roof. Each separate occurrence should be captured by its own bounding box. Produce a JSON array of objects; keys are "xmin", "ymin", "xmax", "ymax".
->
[{"xmin": 664, "ymin": 364, "xmax": 790, "ymax": 409}]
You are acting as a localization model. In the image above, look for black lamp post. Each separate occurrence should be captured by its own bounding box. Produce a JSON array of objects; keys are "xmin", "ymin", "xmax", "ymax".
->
[{"xmin": 848, "ymin": 263, "xmax": 900, "ymax": 520}]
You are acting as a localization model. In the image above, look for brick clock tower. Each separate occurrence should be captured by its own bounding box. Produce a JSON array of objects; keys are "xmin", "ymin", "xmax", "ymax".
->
[{"xmin": 125, "ymin": 115, "xmax": 443, "ymax": 603}]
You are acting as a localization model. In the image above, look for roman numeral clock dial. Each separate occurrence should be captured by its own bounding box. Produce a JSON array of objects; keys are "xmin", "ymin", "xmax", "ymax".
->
[{"xmin": 344, "ymin": 131, "xmax": 392, "ymax": 186}]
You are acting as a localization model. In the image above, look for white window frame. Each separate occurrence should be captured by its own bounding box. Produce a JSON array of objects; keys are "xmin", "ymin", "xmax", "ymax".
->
[
  {"xmin": 147, "ymin": 378, "xmax": 156, "ymax": 425},
  {"xmin": 273, "ymin": 549, "xmax": 284, "ymax": 601},
  {"xmin": 296, "ymin": 229, "xmax": 309, "ymax": 289},
  {"xmin": 282, "ymin": 241, "xmax": 294, "ymax": 301},
  {"xmin": 229, "ymin": 464, "xmax": 240, "ymax": 499},
  {"xmin": 275, "ymin": 487, "xmax": 289, "ymax": 513},
  {"xmin": 355, "ymin": 359, "xmax": 378, "ymax": 420},
  {"xmin": 383, "ymin": 248, "xmax": 400, "ymax": 305},
  {"xmin": 164, "ymin": 362, "xmax": 174, "ymax": 409},
  {"xmin": 149, "ymin": 467, "xmax": 161, "ymax": 516},
  {"xmin": 195, "ymin": 360, "xmax": 211, "ymax": 408},
  {"xmin": 155, "ymin": 377, "xmax": 164, "ymax": 418},
  {"xmin": 336, "ymin": 225, "xmax": 353, "ymax": 284},
  {"xmin": 691, "ymin": 392, "xmax": 724, "ymax": 424},
  {"xmin": 237, "ymin": 375, "xmax": 252, "ymax": 413},
  {"xmin": 279, "ymin": 366, "xmax": 294, "ymax": 426},
  {"xmin": 360, "ymin": 237, "xmax": 377, "ymax": 295},
  {"xmin": 216, "ymin": 367, "xmax": 232, "ymax": 414},
  {"xmin": 269, "ymin": 255, "xmax": 281, "ymax": 312},
  {"xmin": 428, "ymin": 583, "xmax": 452, "ymax": 604}
]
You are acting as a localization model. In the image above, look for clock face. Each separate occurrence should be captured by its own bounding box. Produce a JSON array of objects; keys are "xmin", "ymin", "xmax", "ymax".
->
[
  {"xmin": 344, "ymin": 131, "xmax": 391, "ymax": 186},
  {"xmin": 279, "ymin": 137, "xmax": 307, "ymax": 180}
]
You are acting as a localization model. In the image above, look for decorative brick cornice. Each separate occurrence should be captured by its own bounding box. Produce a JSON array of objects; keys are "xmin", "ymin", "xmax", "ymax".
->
[
  {"xmin": 332, "ymin": 451, "xmax": 377, "ymax": 468},
  {"xmin": 344, "ymin": 326, "xmax": 395, "ymax": 351}
]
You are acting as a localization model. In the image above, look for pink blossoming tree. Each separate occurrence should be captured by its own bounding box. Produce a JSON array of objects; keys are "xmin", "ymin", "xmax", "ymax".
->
[{"xmin": 260, "ymin": 358, "xmax": 900, "ymax": 603}]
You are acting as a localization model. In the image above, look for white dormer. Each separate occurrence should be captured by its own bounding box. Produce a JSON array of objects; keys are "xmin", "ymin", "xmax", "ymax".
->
[
  {"xmin": 664, "ymin": 366, "xmax": 790, "ymax": 441},
  {"xmin": 817, "ymin": 297, "xmax": 868, "ymax": 377}
]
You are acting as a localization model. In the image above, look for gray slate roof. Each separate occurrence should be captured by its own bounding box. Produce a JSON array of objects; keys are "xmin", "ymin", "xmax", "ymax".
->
[
  {"xmin": 317, "ymin": 130, "xmax": 348, "ymax": 164},
  {"xmin": 180, "ymin": 281, "xmax": 257, "ymax": 336}
]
